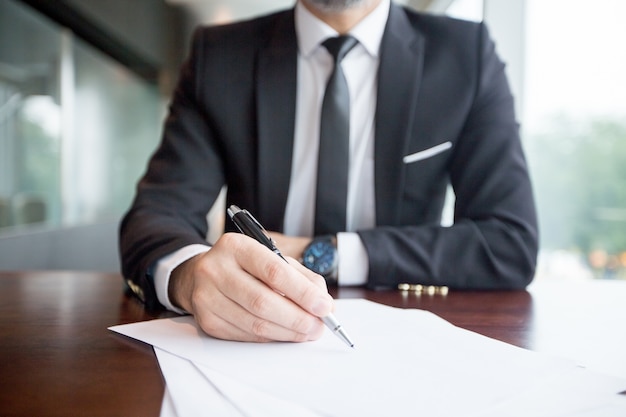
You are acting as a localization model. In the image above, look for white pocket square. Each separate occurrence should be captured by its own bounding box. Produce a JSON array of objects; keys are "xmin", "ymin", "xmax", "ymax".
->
[{"xmin": 403, "ymin": 141, "xmax": 453, "ymax": 164}]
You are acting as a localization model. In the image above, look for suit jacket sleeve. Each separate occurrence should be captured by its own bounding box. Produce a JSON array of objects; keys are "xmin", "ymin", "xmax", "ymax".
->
[
  {"xmin": 119, "ymin": 10, "xmax": 296, "ymax": 309},
  {"xmin": 358, "ymin": 20, "xmax": 538, "ymax": 290},
  {"xmin": 119, "ymin": 27, "xmax": 227, "ymax": 309}
]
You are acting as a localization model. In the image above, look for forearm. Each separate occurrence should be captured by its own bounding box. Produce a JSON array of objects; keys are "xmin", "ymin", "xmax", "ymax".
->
[
  {"xmin": 119, "ymin": 200, "xmax": 214, "ymax": 309},
  {"xmin": 359, "ymin": 216, "xmax": 538, "ymax": 290}
]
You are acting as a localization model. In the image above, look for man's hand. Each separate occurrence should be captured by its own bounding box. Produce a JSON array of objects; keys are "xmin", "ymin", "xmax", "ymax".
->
[{"xmin": 168, "ymin": 233, "xmax": 332, "ymax": 343}]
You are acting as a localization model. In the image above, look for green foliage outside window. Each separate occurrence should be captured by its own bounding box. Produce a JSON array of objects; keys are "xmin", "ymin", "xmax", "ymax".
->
[{"xmin": 527, "ymin": 117, "xmax": 626, "ymax": 279}]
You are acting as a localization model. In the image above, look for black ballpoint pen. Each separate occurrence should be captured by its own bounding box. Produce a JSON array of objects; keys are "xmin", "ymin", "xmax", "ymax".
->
[{"xmin": 227, "ymin": 204, "xmax": 355, "ymax": 348}]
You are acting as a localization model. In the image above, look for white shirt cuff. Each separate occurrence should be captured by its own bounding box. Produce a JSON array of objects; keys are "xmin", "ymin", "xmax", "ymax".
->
[
  {"xmin": 154, "ymin": 244, "xmax": 211, "ymax": 314},
  {"xmin": 336, "ymin": 232, "xmax": 368, "ymax": 286}
]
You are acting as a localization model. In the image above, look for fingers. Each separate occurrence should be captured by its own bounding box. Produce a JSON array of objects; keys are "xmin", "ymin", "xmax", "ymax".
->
[
  {"xmin": 287, "ymin": 258, "xmax": 329, "ymax": 292},
  {"xmin": 228, "ymin": 235, "xmax": 334, "ymax": 318},
  {"xmin": 184, "ymin": 233, "xmax": 332, "ymax": 343},
  {"xmin": 191, "ymin": 282, "xmax": 324, "ymax": 342}
]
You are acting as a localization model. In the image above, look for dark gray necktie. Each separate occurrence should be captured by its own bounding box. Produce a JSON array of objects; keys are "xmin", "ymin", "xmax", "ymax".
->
[{"xmin": 314, "ymin": 35, "xmax": 358, "ymax": 235}]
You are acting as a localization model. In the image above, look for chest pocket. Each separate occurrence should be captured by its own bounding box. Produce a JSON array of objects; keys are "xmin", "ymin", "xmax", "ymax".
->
[{"xmin": 402, "ymin": 141, "xmax": 453, "ymax": 202}]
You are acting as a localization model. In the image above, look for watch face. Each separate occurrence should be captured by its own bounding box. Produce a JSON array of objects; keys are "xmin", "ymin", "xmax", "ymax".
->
[{"xmin": 303, "ymin": 240, "xmax": 337, "ymax": 276}]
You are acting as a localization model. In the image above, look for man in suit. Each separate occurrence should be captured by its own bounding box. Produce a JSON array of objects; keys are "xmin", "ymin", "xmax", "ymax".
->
[{"xmin": 120, "ymin": 0, "xmax": 538, "ymax": 343}]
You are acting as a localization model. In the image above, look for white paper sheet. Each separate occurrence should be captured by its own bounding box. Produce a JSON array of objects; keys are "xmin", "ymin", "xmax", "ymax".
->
[
  {"xmin": 155, "ymin": 347, "xmax": 244, "ymax": 417},
  {"xmin": 159, "ymin": 386, "xmax": 178, "ymax": 417},
  {"xmin": 156, "ymin": 347, "xmax": 326, "ymax": 417},
  {"xmin": 111, "ymin": 299, "xmax": 626, "ymax": 417},
  {"xmin": 468, "ymin": 366, "xmax": 626, "ymax": 417}
]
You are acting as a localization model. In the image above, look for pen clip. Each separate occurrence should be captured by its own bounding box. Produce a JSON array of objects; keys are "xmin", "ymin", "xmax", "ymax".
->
[
  {"xmin": 242, "ymin": 209, "xmax": 267, "ymax": 234},
  {"xmin": 241, "ymin": 209, "xmax": 276, "ymax": 246}
]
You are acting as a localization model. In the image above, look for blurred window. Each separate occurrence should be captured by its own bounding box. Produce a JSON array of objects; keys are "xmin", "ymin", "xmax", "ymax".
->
[
  {"xmin": 0, "ymin": 1, "xmax": 162, "ymax": 234},
  {"xmin": 524, "ymin": 0, "xmax": 626, "ymax": 280}
]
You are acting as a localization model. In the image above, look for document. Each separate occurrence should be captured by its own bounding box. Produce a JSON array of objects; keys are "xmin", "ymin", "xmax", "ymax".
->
[
  {"xmin": 156, "ymin": 347, "xmax": 326, "ymax": 417},
  {"xmin": 110, "ymin": 299, "xmax": 626, "ymax": 417}
]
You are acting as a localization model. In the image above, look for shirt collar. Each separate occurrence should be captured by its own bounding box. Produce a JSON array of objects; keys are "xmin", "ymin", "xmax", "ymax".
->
[{"xmin": 295, "ymin": 0, "xmax": 390, "ymax": 58}]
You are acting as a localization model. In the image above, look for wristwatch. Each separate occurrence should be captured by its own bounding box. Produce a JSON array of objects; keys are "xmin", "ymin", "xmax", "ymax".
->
[{"xmin": 302, "ymin": 235, "xmax": 339, "ymax": 285}]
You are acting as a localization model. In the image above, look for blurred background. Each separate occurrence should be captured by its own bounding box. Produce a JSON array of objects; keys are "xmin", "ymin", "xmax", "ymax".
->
[{"xmin": 0, "ymin": 0, "xmax": 624, "ymax": 279}]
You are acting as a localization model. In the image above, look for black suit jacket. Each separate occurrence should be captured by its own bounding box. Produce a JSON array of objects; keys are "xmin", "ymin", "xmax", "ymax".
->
[{"xmin": 120, "ymin": 4, "xmax": 538, "ymax": 309}]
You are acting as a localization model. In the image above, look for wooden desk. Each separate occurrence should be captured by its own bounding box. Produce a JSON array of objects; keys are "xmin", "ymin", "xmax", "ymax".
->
[{"xmin": 1, "ymin": 271, "xmax": 624, "ymax": 416}]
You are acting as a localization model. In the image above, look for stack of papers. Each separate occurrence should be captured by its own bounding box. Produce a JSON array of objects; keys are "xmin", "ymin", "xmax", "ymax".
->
[{"xmin": 110, "ymin": 299, "xmax": 626, "ymax": 417}]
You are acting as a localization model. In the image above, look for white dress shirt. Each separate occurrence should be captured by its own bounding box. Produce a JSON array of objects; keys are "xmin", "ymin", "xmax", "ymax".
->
[
  {"xmin": 155, "ymin": 0, "xmax": 390, "ymax": 312},
  {"xmin": 286, "ymin": 0, "xmax": 389, "ymax": 285}
]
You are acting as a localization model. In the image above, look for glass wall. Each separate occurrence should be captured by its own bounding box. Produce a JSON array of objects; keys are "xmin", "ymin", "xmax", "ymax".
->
[
  {"xmin": 0, "ymin": 0, "xmax": 162, "ymax": 233},
  {"xmin": 523, "ymin": 0, "xmax": 626, "ymax": 280},
  {"xmin": 0, "ymin": 1, "xmax": 62, "ymax": 229},
  {"xmin": 67, "ymin": 36, "xmax": 162, "ymax": 224}
]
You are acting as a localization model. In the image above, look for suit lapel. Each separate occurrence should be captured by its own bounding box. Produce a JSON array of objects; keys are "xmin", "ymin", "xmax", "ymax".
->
[
  {"xmin": 375, "ymin": 4, "xmax": 425, "ymax": 225},
  {"xmin": 256, "ymin": 11, "xmax": 298, "ymax": 231},
  {"xmin": 255, "ymin": 6, "xmax": 424, "ymax": 229}
]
